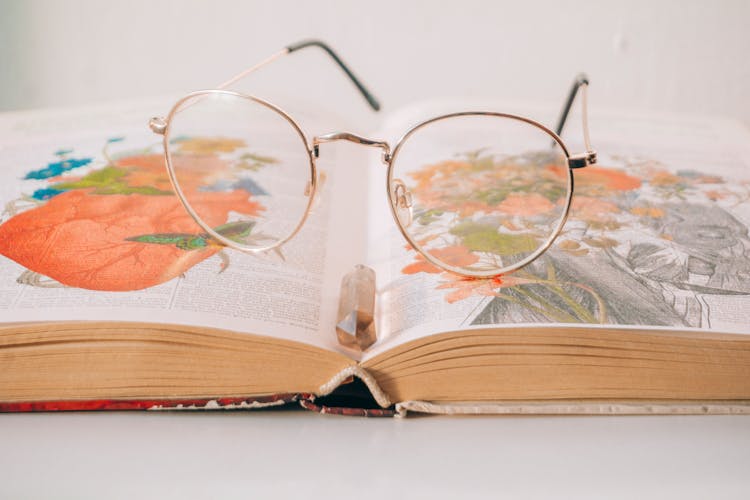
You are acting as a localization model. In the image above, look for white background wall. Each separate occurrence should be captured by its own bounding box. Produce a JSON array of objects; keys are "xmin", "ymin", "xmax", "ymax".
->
[{"xmin": 1, "ymin": 0, "xmax": 749, "ymax": 127}]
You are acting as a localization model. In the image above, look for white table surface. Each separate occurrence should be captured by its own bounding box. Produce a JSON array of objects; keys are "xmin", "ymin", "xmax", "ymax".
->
[{"xmin": 2, "ymin": 410, "xmax": 749, "ymax": 499}]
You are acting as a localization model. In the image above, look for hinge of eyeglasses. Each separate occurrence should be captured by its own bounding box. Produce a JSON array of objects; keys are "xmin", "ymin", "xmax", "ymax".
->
[
  {"xmin": 149, "ymin": 116, "xmax": 167, "ymax": 135},
  {"xmin": 568, "ymin": 150, "xmax": 597, "ymax": 169}
]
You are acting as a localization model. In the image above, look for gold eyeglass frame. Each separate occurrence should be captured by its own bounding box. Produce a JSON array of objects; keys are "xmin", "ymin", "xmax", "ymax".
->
[{"xmin": 149, "ymin": 39, "xmax": 597, "ymax": 278}]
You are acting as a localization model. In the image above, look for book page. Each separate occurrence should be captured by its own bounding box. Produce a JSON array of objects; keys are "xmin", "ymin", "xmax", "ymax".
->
[
  {"xmin": 0, "ymin": 99, "xmax": 368, "ymax": 354},
  {"xmin": 363, "ymin": 101, "xmax": 750, "ymax": 360}
]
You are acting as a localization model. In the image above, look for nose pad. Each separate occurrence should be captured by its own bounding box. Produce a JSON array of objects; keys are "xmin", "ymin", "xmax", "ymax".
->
[{"xmin": 391, "ymin": 179, "xmax": 413, "ymax": 228}]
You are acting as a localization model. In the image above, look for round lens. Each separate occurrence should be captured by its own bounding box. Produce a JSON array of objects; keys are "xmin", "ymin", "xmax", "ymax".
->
[
  {"xmin": 165, "ymin": 91, "xmax": 313, "ymax": 251},
  {"xmin": 389, "ymin": 113, "xmax": 571, "ymax": 276}
]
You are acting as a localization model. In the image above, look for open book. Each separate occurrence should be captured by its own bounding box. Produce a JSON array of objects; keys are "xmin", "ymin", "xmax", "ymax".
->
[{"xmin": 1, "ymin": 43, "xmax": 749, "ymax": 416}]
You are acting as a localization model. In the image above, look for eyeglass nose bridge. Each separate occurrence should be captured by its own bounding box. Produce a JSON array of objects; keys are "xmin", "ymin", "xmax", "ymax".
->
[{"xmin": 312, "ymin": 132, "xmax": 391, "ymax": 164}]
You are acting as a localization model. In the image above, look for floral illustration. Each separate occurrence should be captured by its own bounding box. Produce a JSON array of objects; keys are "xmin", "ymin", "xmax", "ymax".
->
[
  {"xmin": 402, "ymin": 150, "xmax": 750, "ymax": 328},
  {"xmin": 397, "ymin": 149, "xmax": 571, "ymax": 274},
  {"xmin": 0, "ymin": 136, "xmax": 277, "ymax": 291}
]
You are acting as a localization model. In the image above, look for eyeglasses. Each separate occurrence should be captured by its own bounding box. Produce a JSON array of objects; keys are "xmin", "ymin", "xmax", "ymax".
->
[{"xmin": 148, "ymin": 40, "xmax": 596, "ymax": 278}]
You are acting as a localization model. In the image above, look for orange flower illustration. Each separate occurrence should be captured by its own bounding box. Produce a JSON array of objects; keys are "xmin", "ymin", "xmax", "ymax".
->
[
  {"xmin": 436, "ymin": 274, "xmax": 533, "ymax": 303},
  {"xmin": 648, "ymin": 171, "xmax": 682, "ymax": 187},
  {"xmin": 570, "ymin": 196, "xmax": 620, "ymax": 222},
  {"xmin": 705, "ymin": 190, "xmax": 729, "ymax": 201},
  {"xmin": 497, "ymin": 192, "xmax": 556, "ymax": 216},
  {"xmin": 118, "ymin": 153, "xmax": 239, "ymax": 195},
  {"xmin": 575, "ymin": 165, "xmax": 642, "ymax": 191},
  {"xmin": 401, "ymin": 245, "xmax": 479, "ymax": 274},
  {"xmin": 0, "ymin": 189, "xmax": 261, "ymax": 291},
  {"xmin": 0, "ymin": 143, "xmax": 268, "ymax": 292},
  {"xmin": 630, "ymin": 206, "xmax": 665, "ymax": 218}
]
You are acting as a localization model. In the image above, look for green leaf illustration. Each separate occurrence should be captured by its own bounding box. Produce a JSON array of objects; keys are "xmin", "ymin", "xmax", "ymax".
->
[
  {"xmin": 126, "ymin": 221, "xmax": 256, "ymax": 251},
  {"xmin": 451, "ymin": 221, "xmax": 538, "ymax": 256},
  {"xmin": 53, "ymin": 166, "xmax": 173, "ymax": 196}
]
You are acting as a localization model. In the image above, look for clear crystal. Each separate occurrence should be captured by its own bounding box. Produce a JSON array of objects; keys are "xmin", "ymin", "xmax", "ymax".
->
[{"xmin": 336, "ymin": 264, "xmax": 377, "ymax": 351}]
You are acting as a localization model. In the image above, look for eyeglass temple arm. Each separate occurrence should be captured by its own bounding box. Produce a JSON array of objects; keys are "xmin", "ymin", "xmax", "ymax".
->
[
  {"xmin": 216, "ymin": 39, "xmax": 381, "ymax": 112},
  {"xmin": 554, "ymin": 74, "xmax": 596, "ymax": 167}
]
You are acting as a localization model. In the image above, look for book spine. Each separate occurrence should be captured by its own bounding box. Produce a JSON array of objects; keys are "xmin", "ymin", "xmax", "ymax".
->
[
  {"xmin": 299, "ymin": 398, "xmax": 395, "ymax": 417},
  {"xmin": 0, "ymin": 393, "xmax": 306, "ymax": 412}
]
